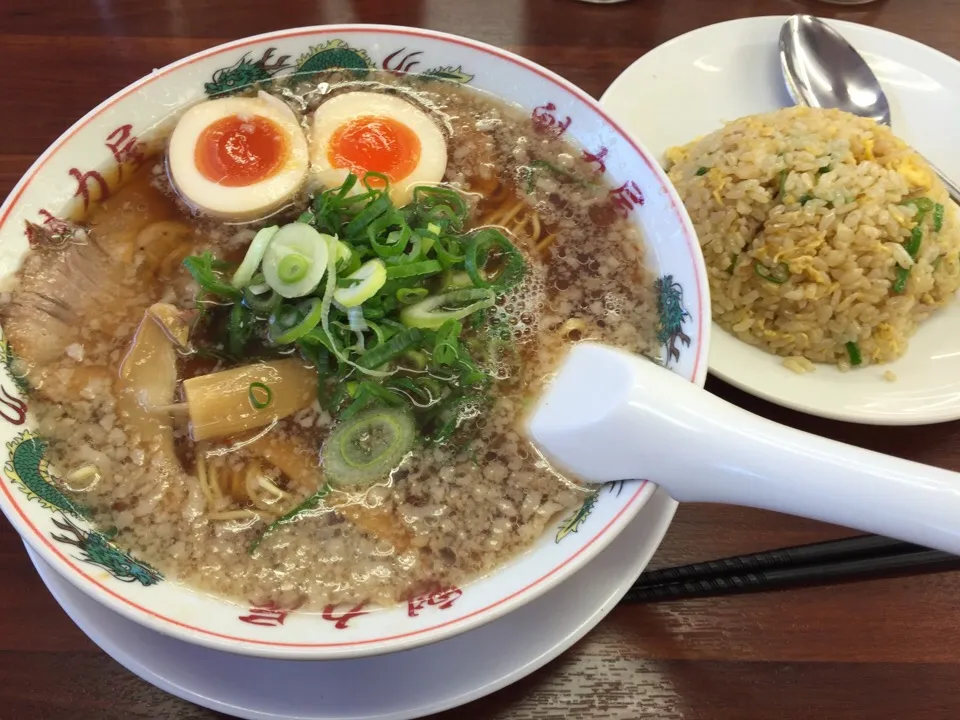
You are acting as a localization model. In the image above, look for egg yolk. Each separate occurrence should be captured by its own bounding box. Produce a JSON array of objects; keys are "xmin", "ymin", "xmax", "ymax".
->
[
  {"xmin": 195, "ymin": 115, "xmax": 288, "ymax": 187},
  {"xmin": 327, "ymin": 116, "xmax": 421, "ymax": 186}
]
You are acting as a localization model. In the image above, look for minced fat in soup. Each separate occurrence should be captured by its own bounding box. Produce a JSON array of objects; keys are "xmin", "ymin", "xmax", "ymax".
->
[{"xmin": 2, "ymin": 72, "xmax": 658, "ymax": 611}]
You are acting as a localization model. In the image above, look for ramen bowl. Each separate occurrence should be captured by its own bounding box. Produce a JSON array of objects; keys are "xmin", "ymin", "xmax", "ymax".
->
[{"xmin": 0, "ymin": 26, "xmax": 708, "ymax": 659}]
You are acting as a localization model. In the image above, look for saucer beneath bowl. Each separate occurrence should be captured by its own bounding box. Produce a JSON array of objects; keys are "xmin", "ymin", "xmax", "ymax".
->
[{"xmin": 27, "ymin": 489, "xmax": 676, "ymax": 720}]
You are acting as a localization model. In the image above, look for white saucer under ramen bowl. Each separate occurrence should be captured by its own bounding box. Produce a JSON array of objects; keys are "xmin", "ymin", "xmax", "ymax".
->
[{"xmin": 23, "ymin": 489, "xmax": 679, "ymax": 720}]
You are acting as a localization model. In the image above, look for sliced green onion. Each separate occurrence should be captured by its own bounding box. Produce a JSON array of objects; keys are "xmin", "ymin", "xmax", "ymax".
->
[
  {"xmin": 247, "ymin": 272, "xmax": 268, "ymax": 292},
  {"xmin": 753, "ymin": 260, "xmax": 790, "ymax": 284},
  {"xmin": 380, "ymin": 318, "xmax": 407, "ymax": 334},
  {"xmin": 183, "ymin": 252, "xmax": 241, "ymax": 300},
  {"xmin": 891, "ymin": 226, "xmax": 924, "ymax": 293},
  {"xmin": 333, "ymin": 259, "xmax": 388, "ymax": 308},
  {"xmin": 893, "ymin": 265, "xmax": 910, "ymax": 293},
  {"xmin": 335, "ymin": 173, "xmax": 360, "ymax": 196},
  {"xmin": 433, "ymin": 235, "xmax": 465, "ymax": 267},
  {"xmin": 905, "ymin": 226, "xmax": 923, "ymax": 258},
  {"xmin": 243, "ymin": 286, "xmax": 282, "ymax": 315},
  {"xmin": 340, "ymin": 250, "xmax": 362, "ymax": 277},
  {"xmin": 726, "ymin": 253, "xmax": 739, "ymax": 274},
  {"xmin": 277, "ymin": 253, "xmax": 310, "ymax": 284},
  {"xmin": 270, "ymin": 298, "xmax": 325, "ymax": 344},
  {"xmin": 312, "ymin": 175, "xmax": 367, "ymax": 233},
  {"xmin": 935, "ymin": 203, "xmax": 945, "ymax": 233},
  {"xmin": 345, "ymin": 192, "xmax": 392, "ymax": 240},
  {"xmin": 347, "ymin": 305, "xmax": 368, "ymax": 333},
  {"xmin": 300, "ymin": 327, "xmax": 337, "ymax": 358},
  {"xmin": 228, "ymin": 302, "xmax": 253, "ymax": 356},
  {"xmin": 369, "ymin": 218, "xmax": 411, "ymax": 258},
  {"xmin": 339, "ymin": 380, "xmax": 397, "ymax": 417},
  {"xmin": 411, "ymin": 186, "xmax": 469, "ymax": 231},
  {"xmin": 432, "ymin": 319, "xmax": 462, "ymax": 366},
  {"xmin": 397, "ymin": 287, "xmax": 429, "ymax": 304},
  {"xmin": 195, "ymin": 176, "xmax": 520, "ymax": 442},
  {"xmin": 262, "ymin": 224, "xmax": 331, "ymax": 298},
  {"xmin": 357, "ymin": 328, "xmax": 424, "ymax": 369},
  {"xmin": 333, "ymin": 239, "xmax": 354, "ymax": 267},
  {"xmin": 406, "ymin": 234, "xmax": 430, "ymax": 263},
  {"xmin": 400, "ymin": 289, "xmax": 496, "ymax": 330},
  {"xmin": 338, "ymin": 394, "xmax": 377, "ymax": 422},
  {"xmin": 317, "ymin": 238, "xmax": 349, "ymax": 366},
  {"xmin": 362, "ymin": 305, "xmax": 386, "ymax": 320},
  {"xmin": 365, "ymin": 319, "xmax": 387, "ymax": 345},
  {"xmin": 403, "ymin": 349, "xmax": 428, "ymax": 370},
  {"xmin": 464, "ymin": 228, "xmax": 526, "ymax": 291},
  {"xmin": 456, "ymin": 354, "xmax": 490, "ymax": 388},
  {"xmin": 298, "ymin": 341, "xmax": 331, "ymax": 404},
  {"xmin": 404, "ymin": 230, "xmax": 433, "ymax": 263},
  {"xmin": 845, "ymin": 341, "xmax": 862, "ymax": 366},
  {"xmin": 338, "ymin": 380, "xmax": 407, "ymax": 420},
  {"xmin": 323, "ymin": 407, "xmax": 415, "ymax": 487},
  {"xmin": 778, "ymin": 168, "xmax": 788, "ymax": 200},
  {"xmin": 317, "ymin": 237, "xmax": 392, "ymax": 378},
  {"xmin": 906, "ymin": 197, "xmax": 935, "ymax": 221},
  {"xmin": 695, "ymin": 166, "xmax": 709, "ymax": 176},
  {"xmin": 248, "ymin": 382, "xmax": 273, "ymax": 410},
  {"xmin": 362, "ymin": 172, "xmax": 391, "ymax": 192},
  {"xmin": 385, "ymin": 377, "xmax": 441, "ymax": 408},
  {"xmin": 231, "ymin": 225, "xmax": 279, "ymax": 288},
  {"xmin": 385, "ymin": 260, "xmax": 442, "ymax": 280}
]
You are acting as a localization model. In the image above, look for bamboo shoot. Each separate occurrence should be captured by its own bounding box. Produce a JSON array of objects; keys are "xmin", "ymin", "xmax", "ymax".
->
[
  {"xmin": 116, "ymin": 303, "xmax": 180, "ymax": 456},
  {"xmin": 184, "ymin": 359, "xmax": 317, "ymax": 441}
]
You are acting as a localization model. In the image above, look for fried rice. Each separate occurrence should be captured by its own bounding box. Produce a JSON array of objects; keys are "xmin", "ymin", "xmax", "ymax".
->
[{"xmin": 666, "ymin": 106, "xmax": 960, "ymax": 371}]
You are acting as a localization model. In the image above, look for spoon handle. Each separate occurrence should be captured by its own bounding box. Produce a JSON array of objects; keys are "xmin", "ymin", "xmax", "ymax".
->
[
  {"xmin": 530, "ymin": 344, "xmax": 960, "ymax": 554},
  {"xmin": 626, "ymin": 368, "xmax": 960, "ymax": 554},
  {"xmin": 920, "ymin": 153, "xmax": 960, "ymax": 206}
]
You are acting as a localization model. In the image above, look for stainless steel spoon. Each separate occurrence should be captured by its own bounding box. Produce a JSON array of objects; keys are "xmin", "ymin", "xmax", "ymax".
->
[{"xmin": 779, "ymin": 14, "xmax": 960, "ymax": 203}]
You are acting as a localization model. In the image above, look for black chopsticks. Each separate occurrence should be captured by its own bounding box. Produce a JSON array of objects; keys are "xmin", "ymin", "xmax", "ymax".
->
[{"xmin": 622, "ymin": 535, "xmax": 960, "ymax": 603}]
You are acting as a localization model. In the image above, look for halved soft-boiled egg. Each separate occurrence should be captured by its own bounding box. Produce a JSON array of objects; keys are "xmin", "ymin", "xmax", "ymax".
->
[
  {"xmin": 168, "ymin": 93, "xmax": 309, "ymax": 220},
  {"xmin": 310, "ymin": 91, "xmax": 447, "ymax": 206}
]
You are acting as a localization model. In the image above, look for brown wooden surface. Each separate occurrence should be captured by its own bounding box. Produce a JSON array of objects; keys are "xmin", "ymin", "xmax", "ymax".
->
[{"xmin": 2, "ymin": 0, "xmax": 960, "ymax": 717}]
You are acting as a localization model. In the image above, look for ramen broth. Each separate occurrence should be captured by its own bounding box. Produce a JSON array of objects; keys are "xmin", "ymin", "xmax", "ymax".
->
[{"xmin": 2, "ymin": 73, "xmax": 658, "ymax": 610}]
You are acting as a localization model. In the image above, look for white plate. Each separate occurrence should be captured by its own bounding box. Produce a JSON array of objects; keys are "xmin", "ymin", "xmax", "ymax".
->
[
  {"xmin": 27, "ymin": 489, "xmax": 677, "ymax": 720},
  {"xmin": 601, "ymin": 16, "xmax": 960, "ymax": 424}
]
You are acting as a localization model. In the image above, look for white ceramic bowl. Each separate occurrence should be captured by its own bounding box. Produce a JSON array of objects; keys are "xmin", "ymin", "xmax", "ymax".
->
[{"xmin": 0, "ymin": 25, "xmax": 709, "ymax": 659}]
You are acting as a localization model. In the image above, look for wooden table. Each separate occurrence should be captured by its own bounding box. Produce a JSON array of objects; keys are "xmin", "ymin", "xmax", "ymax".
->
[{"xmin": 2, "ymin": 0, "xmax": 960, "ymax": 717}]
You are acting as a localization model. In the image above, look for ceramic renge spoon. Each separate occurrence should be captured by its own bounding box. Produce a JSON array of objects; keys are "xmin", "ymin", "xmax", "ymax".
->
[{"xmin": 528, "ymin": 343, "xmax": 960, "ymax": 555}]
